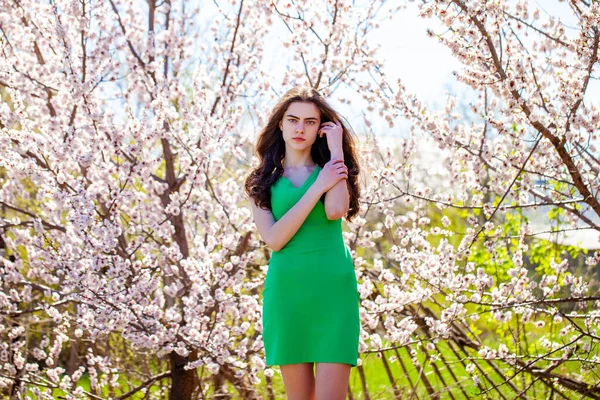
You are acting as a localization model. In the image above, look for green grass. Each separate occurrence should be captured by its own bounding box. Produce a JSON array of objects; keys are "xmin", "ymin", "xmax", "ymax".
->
[{"xmin": 240, "ymin": 338, "xmax": 588, "ymax": 399}]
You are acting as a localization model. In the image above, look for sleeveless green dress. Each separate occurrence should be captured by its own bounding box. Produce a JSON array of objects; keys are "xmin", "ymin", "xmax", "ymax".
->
[{"xmin": 261, "ymin": 165, "xmax": 360, "ymax": 367}]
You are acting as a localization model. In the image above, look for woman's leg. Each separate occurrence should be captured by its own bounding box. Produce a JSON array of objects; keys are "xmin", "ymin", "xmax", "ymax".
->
[
  {"xmin": 314, "ymin": 362, "xmax": 351, "ymax": 400},
  {"xmin": 280, "ymin": 362, "xmax": 316, "ymax": 400}
]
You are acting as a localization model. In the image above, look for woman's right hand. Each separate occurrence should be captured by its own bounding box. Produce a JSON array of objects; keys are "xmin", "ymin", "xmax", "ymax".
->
[{"xmin": 316, "ymin": 159, "xmax": 348, "ymax": 193}]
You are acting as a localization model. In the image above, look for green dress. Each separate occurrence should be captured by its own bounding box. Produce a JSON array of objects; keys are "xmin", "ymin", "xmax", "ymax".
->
[{"xmin": 261, "ymin": 165, "xmax": 360, "ymax": 367}]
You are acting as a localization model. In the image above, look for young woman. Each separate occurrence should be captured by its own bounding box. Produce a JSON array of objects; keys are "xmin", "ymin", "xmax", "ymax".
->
[{"xmin": 244, "ymin": 86, "xmax": 362, "ymax": 400}]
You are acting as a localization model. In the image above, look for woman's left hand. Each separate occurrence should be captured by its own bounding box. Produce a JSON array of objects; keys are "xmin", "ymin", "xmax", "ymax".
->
[{"xmin": 318, "ymin": 120, "xmax": 343, "ymax": 154}]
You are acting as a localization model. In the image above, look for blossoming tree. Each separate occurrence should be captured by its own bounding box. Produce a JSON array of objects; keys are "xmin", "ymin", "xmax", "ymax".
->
[
  {"xmin": 1, "ymin": 0, "xmax": 599, "ymax": 399},
  {"xmin": 345, "ymin": 0, "xmax": 600, "ymax": 398},
  {"xmin": 0, "ymin": 0, "xmax": 397, "ymax": 398}
]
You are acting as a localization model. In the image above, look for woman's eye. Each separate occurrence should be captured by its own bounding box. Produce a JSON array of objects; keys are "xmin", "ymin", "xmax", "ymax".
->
[
  {"xmin": 288, "ymin": 118, "xmax": 296, "ymax": 122},
  {"xmin": 307, "ymin": 121, "xmax": 314, "ymax": 125}
]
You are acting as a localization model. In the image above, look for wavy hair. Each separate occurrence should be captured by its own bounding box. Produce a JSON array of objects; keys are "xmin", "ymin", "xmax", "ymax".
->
[{"xmin": 244, "ymin": 86, "xmax": 361, "ymax": 222}]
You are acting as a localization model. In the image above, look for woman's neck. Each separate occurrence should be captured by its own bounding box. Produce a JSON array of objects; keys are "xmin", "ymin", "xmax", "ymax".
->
[{"xmin": 282, "ymin": 156, "xmax": 315, "ymax": 169}]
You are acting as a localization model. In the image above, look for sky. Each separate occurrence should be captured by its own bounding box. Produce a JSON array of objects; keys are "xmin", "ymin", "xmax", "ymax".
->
[{"xmin": 236, "ymin": 0, "xmax": 599, "ymax": 140}]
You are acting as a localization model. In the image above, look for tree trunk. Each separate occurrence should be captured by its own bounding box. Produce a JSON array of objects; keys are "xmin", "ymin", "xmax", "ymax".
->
[{"xmin": 169, "ymin": 352, "xmax": 198, "ymax": 400}]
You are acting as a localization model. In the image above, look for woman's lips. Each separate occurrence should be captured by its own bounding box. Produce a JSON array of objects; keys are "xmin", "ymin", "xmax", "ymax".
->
[{"xmin": 293, "ymin": 138, "xmax": 305, "ymax": 141}]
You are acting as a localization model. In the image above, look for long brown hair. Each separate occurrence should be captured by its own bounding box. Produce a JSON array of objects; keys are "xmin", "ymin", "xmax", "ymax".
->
[{"xmin": 244, "ymin": 86, "xmax": 361, "ymax": 222}]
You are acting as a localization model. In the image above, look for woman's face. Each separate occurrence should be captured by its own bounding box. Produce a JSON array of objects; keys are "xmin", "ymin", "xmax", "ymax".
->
[{"xmin": 279, "ymin": 101, "xmax": 321, "ymax": 149}]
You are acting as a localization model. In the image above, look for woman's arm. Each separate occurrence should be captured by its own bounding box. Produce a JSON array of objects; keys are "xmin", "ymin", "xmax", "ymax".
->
[
  {"xmin": 250, "ymin": 181, "xmax": 326, "ymax": 252},
  {"xmin": 324, "ymin": 177, "xmax": 350, "ymax": 220},
  {"xmin": 324, "ymin": 151, "xmax": 350, "ymax": 220}
]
